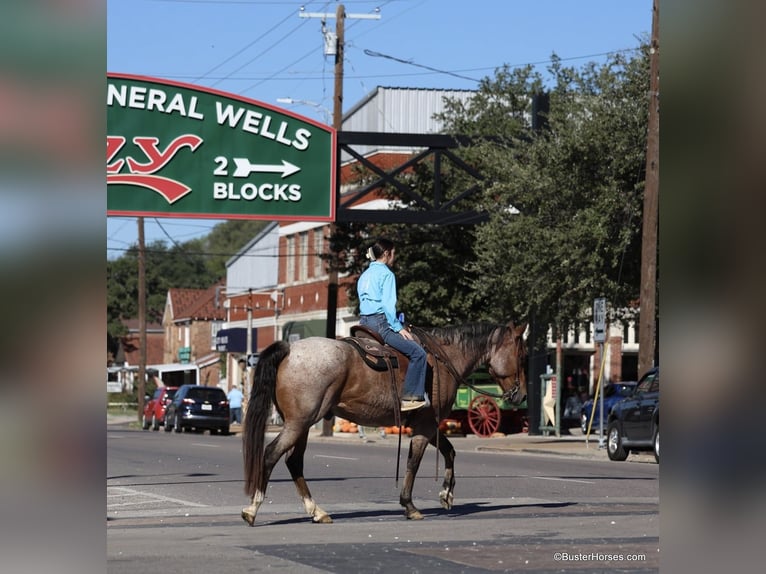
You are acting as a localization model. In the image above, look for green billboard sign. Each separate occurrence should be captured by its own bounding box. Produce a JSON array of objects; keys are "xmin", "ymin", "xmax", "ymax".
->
[{"xmin": 107, "ymin": 73, "xmax": 336, "ymax": 221}]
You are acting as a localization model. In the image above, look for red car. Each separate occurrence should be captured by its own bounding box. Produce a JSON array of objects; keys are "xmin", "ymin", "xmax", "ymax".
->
[{"xmin": 142, "ymin": 386, "xmax": 179, "ymax": 431}]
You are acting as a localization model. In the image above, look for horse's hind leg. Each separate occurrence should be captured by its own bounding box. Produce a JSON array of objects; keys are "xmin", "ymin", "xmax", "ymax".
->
[
  {"xmin": 285, "ymin": 429, "xmax": 332, "ymax": 524},
  {"xmin": 430, "ymin": 431, "xmax": 456, "ymax": 510},
  {"xmin": 241, "ymin": 427, "xmax": 305, "ymax": 526}
]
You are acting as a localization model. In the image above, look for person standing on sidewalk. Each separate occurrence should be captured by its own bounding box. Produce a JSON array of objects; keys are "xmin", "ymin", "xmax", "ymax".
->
[
  {"xmin": 227, "ymin": 384, "xmax": 244, "ymax": 424},
  {"xmin": 357, "ymin": 238, "xmax": 427, "ymax": 412}
]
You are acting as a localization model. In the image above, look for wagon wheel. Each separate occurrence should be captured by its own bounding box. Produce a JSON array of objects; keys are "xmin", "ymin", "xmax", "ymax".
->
[{"xmin": 467, "ymin": 395, "xmax": 501, "ymax": 437}]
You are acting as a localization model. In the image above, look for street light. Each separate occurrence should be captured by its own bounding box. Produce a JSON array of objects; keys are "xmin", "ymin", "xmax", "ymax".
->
[{"xmin": 276, "ymin": 97, "xmax": 331, "ymax": 124}]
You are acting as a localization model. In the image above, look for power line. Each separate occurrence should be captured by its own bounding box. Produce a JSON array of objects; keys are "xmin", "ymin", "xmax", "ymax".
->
[
  {"xmin": 361, "ymin": 46, "xmax": 642, "ymax": 84},
  {"xmin": 208, "ymin": 10, "xmax": 316, "ymax": 88},
  {"xmin": 147, "ymin": 47, "xmax": 642, "ymax": 84},
  {"xmin": 107, "ymin": 245, "xmax": 327, "ymax": 259},
  {"xmin": 154, "ymin": 218, "xmax": 189, "ymax": 251},
  {"xmin": 363, "ymin": 48, "xmax": 481, "ymax": 82},
  {"xmin": 193, "ymin": 9, "xmax": 295, "ymax": 84}
]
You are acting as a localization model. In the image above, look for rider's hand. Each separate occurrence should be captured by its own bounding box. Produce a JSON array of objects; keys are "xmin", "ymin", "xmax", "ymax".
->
[{"xmin": 400, "ymin": 327, "xmax": 413, "ymax": 341}]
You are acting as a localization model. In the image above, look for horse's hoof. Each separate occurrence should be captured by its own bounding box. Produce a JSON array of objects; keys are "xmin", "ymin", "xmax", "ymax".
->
[
  {"xmin": 313, "ymin": 514, "xmax": 333, "ymax": 524},
  {"xmin": 406, "ymin": 510, "xmax": 424, "ymax": 520},
  {"xmin": 439, "ymin": 491, "xmax": 454, "ymax": 510},
  {"xmin": 241, "ymin": 509, "xmax": 255, "ymax": 527}
]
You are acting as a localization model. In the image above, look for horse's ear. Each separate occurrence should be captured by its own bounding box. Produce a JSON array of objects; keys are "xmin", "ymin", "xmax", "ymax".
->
[{"xmin": 514, "ymin": 322, "xmax": 528, "ymax": 337}]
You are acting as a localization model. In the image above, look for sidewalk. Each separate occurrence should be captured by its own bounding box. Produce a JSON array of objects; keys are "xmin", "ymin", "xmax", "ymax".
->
[
  {"xmin": 108, "ymin": 413, "xmax": 652, "ymax": 462},
  {"xmin": 308, "ymin": 426, "xmax": 622, "ymax": 461}
]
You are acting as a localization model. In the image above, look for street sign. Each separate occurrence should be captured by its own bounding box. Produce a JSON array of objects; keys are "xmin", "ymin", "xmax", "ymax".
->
[
  {"xmin": 247, "ymin": 354, "xmax": 259, "ymax": 368},
  {"xmin": 593, "ymin": 297, "xmax": 607, "ymax": 343},
  {"xmin": 107, "ymin": 73, "xmax": 336, "ymax": 221}
]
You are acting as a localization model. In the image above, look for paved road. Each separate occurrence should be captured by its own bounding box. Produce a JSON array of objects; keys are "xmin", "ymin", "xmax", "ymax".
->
[{"xmin": 108, "ymin": 421, "xmax": 658, "ymax": 573}]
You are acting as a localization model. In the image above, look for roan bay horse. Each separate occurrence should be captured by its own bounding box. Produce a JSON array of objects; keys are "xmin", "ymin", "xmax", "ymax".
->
[{"xmin": 241, "ymin": 320, "xmax": 527, "ymax": 525}]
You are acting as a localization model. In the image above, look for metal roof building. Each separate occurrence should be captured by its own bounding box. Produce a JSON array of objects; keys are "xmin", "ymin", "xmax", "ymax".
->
[{"xmin": 340, "ymin": 86, "xmax": 476, "ymax": 159}]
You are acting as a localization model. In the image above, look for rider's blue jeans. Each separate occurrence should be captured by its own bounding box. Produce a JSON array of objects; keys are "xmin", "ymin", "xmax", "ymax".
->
[{"xmin": 359, "ymin": 313, "xmax": 427, "ymax": 400}]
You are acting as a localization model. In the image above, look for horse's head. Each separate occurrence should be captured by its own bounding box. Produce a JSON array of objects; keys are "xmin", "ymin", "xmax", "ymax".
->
[{"xmin": 486, "ymin": 321, "xmax": 527, "ymax": 406}]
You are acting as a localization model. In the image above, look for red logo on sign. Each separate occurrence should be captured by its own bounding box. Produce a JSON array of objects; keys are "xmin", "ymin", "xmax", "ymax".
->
[{"xmin": 106, "ymin": 135, "xmax": 203, "ymax": 204}]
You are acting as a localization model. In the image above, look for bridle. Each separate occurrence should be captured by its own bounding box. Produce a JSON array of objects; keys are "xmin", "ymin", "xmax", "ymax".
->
[
  {"xmin": 485, "ymin": 328, "xmax": 525, "ymax": 402},
  {"xmin": 412, "ymin": 325, "xmax": 524, "ymax": 402}
]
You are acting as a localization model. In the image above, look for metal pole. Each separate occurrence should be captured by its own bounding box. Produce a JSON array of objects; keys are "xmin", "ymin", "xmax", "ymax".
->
[
  {"xmin": 137, "ymin": 217, "xmax": 147, "ymax": 422},
  {"xmin": 598, "ymin": 342, "xmax": 605, "ymax": 448}
]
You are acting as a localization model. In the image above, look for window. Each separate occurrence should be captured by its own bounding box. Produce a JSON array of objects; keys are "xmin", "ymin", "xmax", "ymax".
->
[
  {"xmin": 314, "ymin": 230, "xmax": 324, "ymax": 277},
  {"xmin": 210, "ymin": 320, "xmax": 223, "ymax": 350},
  {"xmin": 637, "ymin": 369, "xmax": 659, "ymax": 393},
  {"xmin": 187, "ymin": 387, "xmax": 226, "ymax": 402},
  {"xmin": 299, "ymin": 231, "xmax": 308, "ymax": 281},
  {"xmin": 286, "ymin": 235, "xmax": 295, "ymax": 282}
]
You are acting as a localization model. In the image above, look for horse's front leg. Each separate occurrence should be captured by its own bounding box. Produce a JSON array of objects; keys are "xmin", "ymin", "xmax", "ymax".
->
[
  {"xmin": 399, "ymin": 434, "xmax": 429, "ymax": 520},
  {"xmin": 285, "ymin": 428, "xmax": 332, "ymax": 523},
  {"xmin": 430, "ymin": 430, "xmax": 456, "ymax": 510}
]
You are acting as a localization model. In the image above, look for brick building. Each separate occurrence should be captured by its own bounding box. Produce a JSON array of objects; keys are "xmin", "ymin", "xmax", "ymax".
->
[{"xmin": 162, "ymin": 284, "xmax": 226, "ymax": 387}]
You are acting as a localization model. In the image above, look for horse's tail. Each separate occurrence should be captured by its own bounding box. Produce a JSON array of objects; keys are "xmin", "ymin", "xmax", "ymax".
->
[{"xmin": 243, "ymin": 340, "xmax": 290, "ymax": 498}]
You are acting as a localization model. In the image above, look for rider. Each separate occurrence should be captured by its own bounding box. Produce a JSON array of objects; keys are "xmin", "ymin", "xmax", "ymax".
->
[{"xmin": 357, "ymin": 238, "xmax": 428, "ymax": 412}]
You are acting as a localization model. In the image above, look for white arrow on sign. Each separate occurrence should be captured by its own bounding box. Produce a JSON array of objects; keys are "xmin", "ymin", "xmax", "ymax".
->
[{"xmin": 232, "ymin": 158, "xmax": 301, "ymax": 178}]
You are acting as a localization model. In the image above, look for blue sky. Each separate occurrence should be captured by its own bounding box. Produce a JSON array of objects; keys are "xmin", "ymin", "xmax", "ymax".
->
[{"xmin": 107, "ymin": 0, "xmax": 652, "ymax": 259}]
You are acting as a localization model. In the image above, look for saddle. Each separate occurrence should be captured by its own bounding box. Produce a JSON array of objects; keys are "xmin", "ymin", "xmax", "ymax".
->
[{"xmin": 343, "ymin": 325, "xmax": 401, "ymax": 371}]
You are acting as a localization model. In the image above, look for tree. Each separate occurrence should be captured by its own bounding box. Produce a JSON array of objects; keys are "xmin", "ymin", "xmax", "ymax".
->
[
  {"xmin": 328, "ymin": 47, "xmax": 649, "ymax": 334},
  {"xmin": 106, "ymin": 220, "xmax": 268, "ymax": 359},
  {"xmin": 329, "ymin": 155, "xmax": 489, "ymax": 327},
  {"xmin": 452, "ymin": 48, "xmax": 650, "ymax": 335}
]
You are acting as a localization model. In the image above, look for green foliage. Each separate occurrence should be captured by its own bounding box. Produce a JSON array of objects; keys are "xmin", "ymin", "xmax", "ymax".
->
[
  {"xmin": 466, "ymin": 48, "xmax": 649, "ymax": 330},
  {"xmin": 331, "ymin": 220, "xmax": 481, "ymax": 327},
  {"xmin": 332, "ymin": 45, "xmax": 649, "ymax": 332},
  {"xmin": 107, "ymin": 220, "xmax": 268, "ymax": 354}
]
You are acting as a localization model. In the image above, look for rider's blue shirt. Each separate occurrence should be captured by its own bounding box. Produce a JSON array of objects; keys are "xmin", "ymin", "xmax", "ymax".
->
[{"xmin": 357, "ymin": 261, "xmax": 403, "ymax": 332}]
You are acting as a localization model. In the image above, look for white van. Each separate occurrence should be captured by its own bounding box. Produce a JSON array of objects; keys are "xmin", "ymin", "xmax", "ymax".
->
[{"xmin": 146, "ymin": 363, "xmax": 200, "ymax": 388}]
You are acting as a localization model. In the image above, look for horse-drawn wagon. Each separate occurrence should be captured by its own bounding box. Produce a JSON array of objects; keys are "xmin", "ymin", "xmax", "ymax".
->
[{"xmin": 446, "ymin": 369, "xmax": 527, "ymax": 437}]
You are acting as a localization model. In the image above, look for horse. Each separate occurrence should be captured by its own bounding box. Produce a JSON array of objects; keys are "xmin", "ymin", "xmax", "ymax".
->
[{"xmin": 241, "ymin": 320, "xmax": 527, "ymax": 525}]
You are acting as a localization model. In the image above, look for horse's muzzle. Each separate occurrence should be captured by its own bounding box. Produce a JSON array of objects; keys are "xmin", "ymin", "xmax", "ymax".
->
[{"xmin": 502, "ymin": 384, "xmax": 525, "ymax": 405}]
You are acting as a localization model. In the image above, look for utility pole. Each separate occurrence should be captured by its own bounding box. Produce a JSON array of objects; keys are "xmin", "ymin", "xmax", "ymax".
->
[
  {"xmin": 299, "ymin": 4, "xmax": 380, "ymax": 435},
  {"xmin": 137, "ymin": 217, "xmax": 147, "ymax": 421},
  {"xmin": 325, "ymin": 2, "xmax": 344, "ymax": 349},
  {"xmin": 638, "ymin": 0, "xmax": 659, "ymax": 375}
]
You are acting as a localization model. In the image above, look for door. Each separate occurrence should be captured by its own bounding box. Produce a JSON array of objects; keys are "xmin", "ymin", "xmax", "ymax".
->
[{"xmin": 623, "ymin": 369, "xmax": 659, "ymax": 442}]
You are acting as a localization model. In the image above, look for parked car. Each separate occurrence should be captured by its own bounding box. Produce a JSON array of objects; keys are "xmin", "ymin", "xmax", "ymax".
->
[
  {"xmin": 142, "ymin": 386, "xmax": 179, "ymax": 431},
  {"xmin": 606, "ymin": 367, "xmax": 659, "ymax": 463},
  {"xmin": 580, "ymin": 381, "xmax": 638, "ymax": 434},
  {"xmin": 164, "ymin": 385, "xmax": 230, "ymax": 435}
]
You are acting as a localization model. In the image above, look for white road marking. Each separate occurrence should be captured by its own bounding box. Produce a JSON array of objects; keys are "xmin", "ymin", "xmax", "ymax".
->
[
  {"xmin": 191, "ymin": 443, "xmax": 220, "ymax": 448},
  {"xmin": 313, "ymin": 455, "xmax": 358, "ymax": 461},
  {"xmin": 107, "ymin": 486, "xmax": 206, "ymax": 508},
  {"xmin": 531, "ymin": 476, "xmax": 595, "ymax": 484}
]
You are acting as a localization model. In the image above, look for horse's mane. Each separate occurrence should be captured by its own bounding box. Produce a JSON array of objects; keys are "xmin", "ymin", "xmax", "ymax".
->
[{"xmin": 424, "ymin": 323, "xmax": 511, "ymax": 356}]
